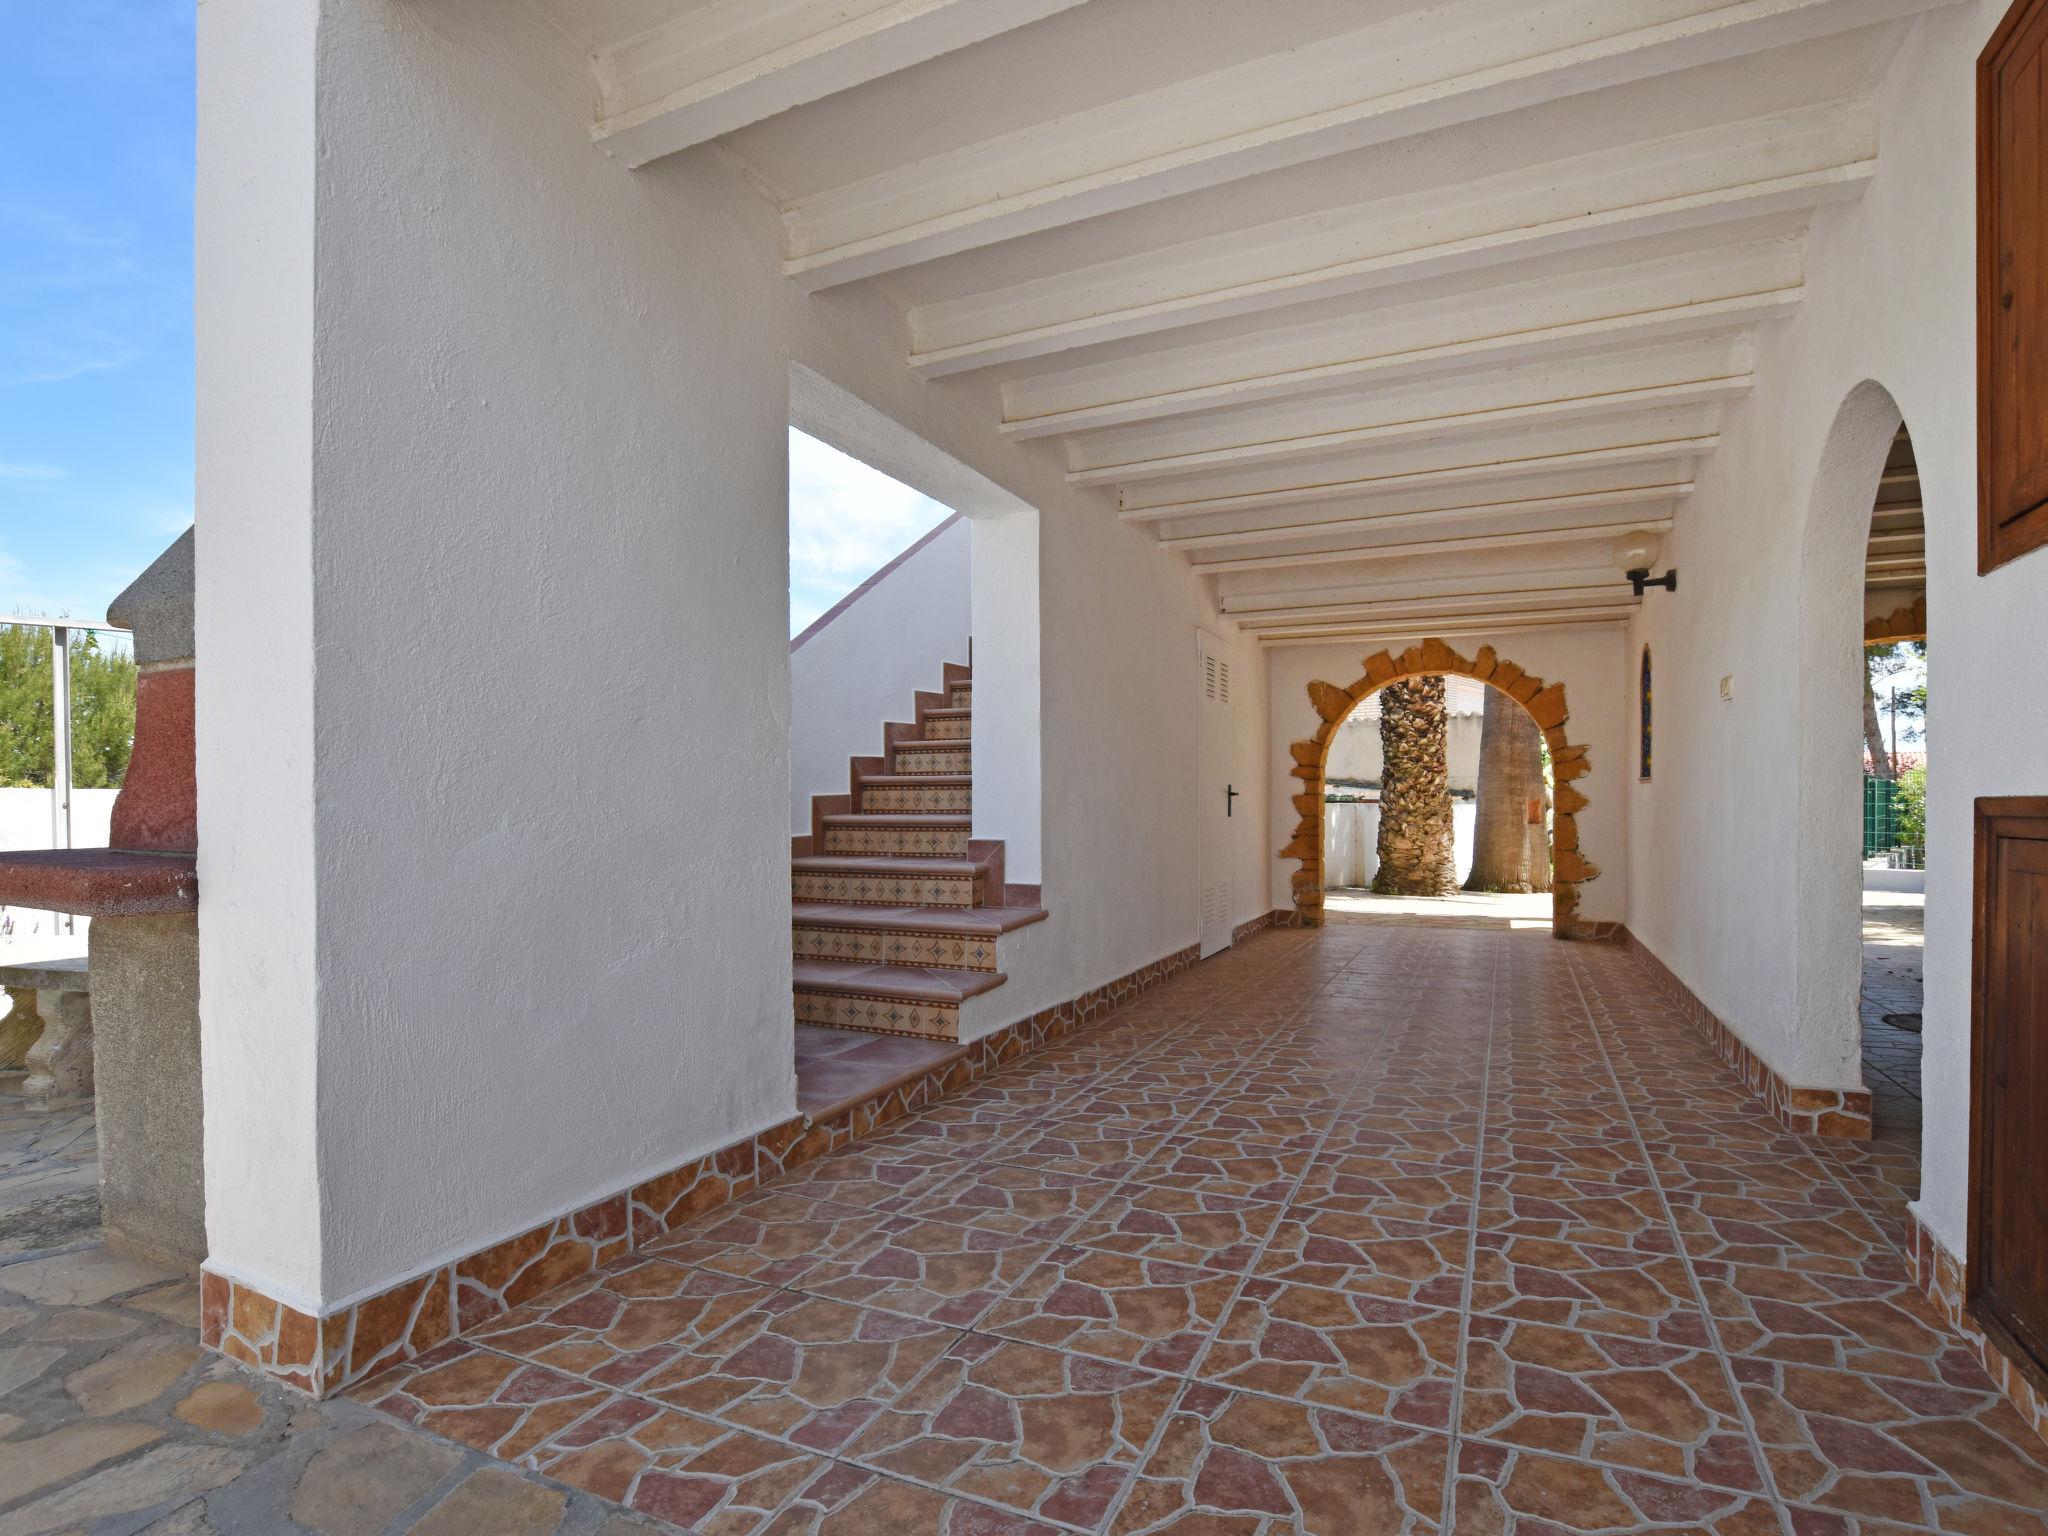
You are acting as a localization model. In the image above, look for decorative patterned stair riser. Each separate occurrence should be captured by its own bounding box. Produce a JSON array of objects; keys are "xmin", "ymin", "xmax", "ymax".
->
[
  {"xmin": 793, "ymin": 988, "xmax": 959, "ymax": 1040},
  {"xmin": 792, "ymin": 869, "xmax": 981, "ymax": 908},
  {"xmin": 949, "ymin": 685, "xmax": 971, "ymax": 708},
  {"xmin": 859, "ymin": 783, "xmax": 971, "ymax": 813},
  {"xmin": 923, "ymin": 713, "xmax": 971, "ymax": 740},
  {"xmin": 793, "ymin": 924, "xmax": 1001, "ymax": 971},
  {"xmin": 893, "ymin": 745, "xmax": 970, "ymax": 775},
  {"xmin": 821, "ymin": 824, "xmax": 970, "ymax": 858}
]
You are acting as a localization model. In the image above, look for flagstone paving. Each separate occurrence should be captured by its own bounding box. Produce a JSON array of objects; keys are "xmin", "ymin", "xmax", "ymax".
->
[{"xmin": 3, "ymin": 916, "xmax": 2045, "ymax": 1533}]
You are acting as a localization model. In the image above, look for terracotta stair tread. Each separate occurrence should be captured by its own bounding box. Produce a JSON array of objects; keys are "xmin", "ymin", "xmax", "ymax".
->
[
  {"xmin": 822, "ymin": 814, "xmax": 971, "ymax": 828},
  {"xmin": 794, "ymin": 1026, "xmax": 970, "ymax": 1121},
  {"xmin": 792, "ymin": 959, "xmax": 1009, "ymax": 1003},
  {"xmin": 792, "ymin": 902, "xmax": 1048, "ymax": 935},
  {"xmin": 923, "ymin": 707, "xmax": 971, "ymax": 719},
  {"xmin": 792, "ymin": 855, "xmax": 980, "ymax": 876},
  {"xmin": 893, "ymin": 738, "xmax": 971, "ymax": 750}
]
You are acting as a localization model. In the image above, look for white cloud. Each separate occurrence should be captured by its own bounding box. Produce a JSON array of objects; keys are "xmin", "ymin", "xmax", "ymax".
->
[
  {"xmin": 11, "ymin": 347, "xmax": 140, "ymax": 384},
  {"xmin": 788, "ymin": 429, "xmax": 951, "ymax": 634},
  {"xmin": 0, "ymin": 461, "xmax": 64, "ymax": 480}
]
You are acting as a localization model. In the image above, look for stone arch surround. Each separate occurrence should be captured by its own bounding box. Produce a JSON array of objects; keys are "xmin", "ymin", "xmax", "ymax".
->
[{"xmin": 1280, "ymin": 636, "xmax": 1599, "ymax": 939}]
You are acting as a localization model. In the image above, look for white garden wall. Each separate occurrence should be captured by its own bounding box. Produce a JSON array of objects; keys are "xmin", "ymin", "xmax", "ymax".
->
[
  {"xmin": 789, "ymin": 516, "xmax": 970, "ymax": 834},
  {"xmin": 198, "ymin": 0, "xmax": 1272, "ymax": 1311}
]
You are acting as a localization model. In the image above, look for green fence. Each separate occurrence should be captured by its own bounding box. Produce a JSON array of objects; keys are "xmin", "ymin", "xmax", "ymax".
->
[{"xmin": 1863, "ymin": 775, "xmax": 1900, "ymax": 858}]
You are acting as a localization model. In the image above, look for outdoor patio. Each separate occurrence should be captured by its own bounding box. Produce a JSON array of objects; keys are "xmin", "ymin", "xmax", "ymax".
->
[{"xmin": 2, "ymin": 917, "xmax": 2040, "ymax": 1533}]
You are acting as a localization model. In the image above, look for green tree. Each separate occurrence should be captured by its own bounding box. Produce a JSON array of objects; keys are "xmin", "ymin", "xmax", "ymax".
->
[
  {"xmin": 0, "ymin": 625, "xmax": 136, "ymax": 789},
  {"xmin": 1894, "ymin": 763, "xmax": 1927, "ymax": 848}
]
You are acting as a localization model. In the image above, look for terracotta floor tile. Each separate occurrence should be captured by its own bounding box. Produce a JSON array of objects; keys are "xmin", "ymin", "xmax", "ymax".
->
[
  {"xmin": 1294, "ymin": 1155, "xmax": 1476, "ymax": 1229},
  {"xmin": 900, "ymin": 1163, "xmax": 1120, "ymax": 1242},
  {"xmin": 763, "ymin": 1460, "xmax": 1068, "ymax": 1534},
  {"xmin": 1737, "ymin": 1360, "xmax": 2048, "ymax": 1531},
  {"xmin": 1108, "ymin": 1383, "xmax": 1451, "ymax": 1535},
  {"xmin": 844, "ymin": 1333, "xmax": 1178, "ymax": 1530},
  {"xmin": 634, "ymin": 1291, "xmax": 960, "ymax": 1452},
  {"xmin": 1459, "ymin": 1315, "xmax": 1766, "ymax": 1492},
  {"xmin": 1252, "ymin": 1206, "xmax": 1471, "ymax": 1310},
  {"xmin": 467, "ymin": 1259, "xmax": 774, "ymax": 1389},
  {"xmin": 788, "ymin": 1216, "xmax": 1051, "ymax": 1327},
  {"xmin": 1125, "ymin": 1135, "xmax": 1311, "ymax": 1204},
  {"xmin": 980, "ymin": 1243, "xmax": 1241, "ymax": 1374},
  {"xmin": 993, "ymin": 1120, "xmax": 1174, "ymax": 1182},
  {"xmin": 1477, "ymin": 1171, "xmax": 1677, "ymax": 1254},
  {"xmin": 525, "ymin": 1397, "xmax": 827, "ymax": 1533},
  {"xmin": 354, "ymin": 1340, "xmax": 613, "ymax": 1462},
  {"xmin": 773, "ymin": 1139, "xmax": 962, "ymax": 1213},
  {"xmin": 1198, "ymin": 1277, "xmax": 1461, "ymax": 1426},
  {"xmin": 1064, "ymin": 1184, "xmax": 1285, "ymax": 1275},
  {"xmin": 1448, "ymin": 1440, "xmax": 1784, "ymax": 1534},
  {"xmin": 1466, "ymin": 1238, "xmax": 1710, "ymax": 1348},
  {"xmin": 647, "ymin": 1191, "xmax": 896, "ymax": 1287}
]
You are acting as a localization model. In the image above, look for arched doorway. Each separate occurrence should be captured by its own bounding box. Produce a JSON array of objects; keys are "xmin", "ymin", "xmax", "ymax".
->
[
  {"xmin": 1281, "ymin": 637, "xmax": 1599, "ymax": 939},
  {"xmin": 1792, "ymin": 381, "xmax": 1923, "ymax": 1141}
]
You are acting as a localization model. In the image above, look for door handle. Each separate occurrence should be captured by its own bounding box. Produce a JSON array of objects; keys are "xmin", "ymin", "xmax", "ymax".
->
[{"xmin": 1226, "ymin": 785, "xmax": 1238, "ymax": 817}]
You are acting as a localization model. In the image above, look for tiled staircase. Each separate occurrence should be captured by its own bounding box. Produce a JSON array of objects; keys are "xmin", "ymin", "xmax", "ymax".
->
[{"xmin": 791, "ymin": 662, "xmax": 1045, "ymax": 1042}]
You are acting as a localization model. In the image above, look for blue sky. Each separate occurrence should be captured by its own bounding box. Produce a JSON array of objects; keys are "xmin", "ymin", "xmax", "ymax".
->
[
  {"xmin": 1, "ymin": 5, "xmax": 194, "ymax": 630},
  {"xmin": 0, "ymin": 7, "xmax": 939, "ymax": 640},
  {"xmin": 788, "ymin": 430, "xmax": 952, "ymax": 636}
]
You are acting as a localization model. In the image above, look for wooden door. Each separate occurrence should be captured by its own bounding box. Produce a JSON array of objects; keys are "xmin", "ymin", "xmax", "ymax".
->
[
  {"xmin": 1980, "ymin": 0, "xmax": 2048, "ymax": 571},
  {"xmin": 1971, "ymin": 798, "xmax": 2048, "ymax": 1393}
]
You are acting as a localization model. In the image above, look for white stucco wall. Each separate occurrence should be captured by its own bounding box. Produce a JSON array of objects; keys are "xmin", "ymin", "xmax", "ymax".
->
[
  {"xmin": 789, "ymin": 517, "xmax": 970, "ymax": 834},
  {"xmin": 1269, "ymin": 626, "xmax": 1630, "ymax": 927},
  {"xmin": 1621, "ymin": 0, "xmax": 2038, "ymax": 1260},
  {"xmin": 198, "ymin": 0, "xmax": 1272, "ymax": 1310}
]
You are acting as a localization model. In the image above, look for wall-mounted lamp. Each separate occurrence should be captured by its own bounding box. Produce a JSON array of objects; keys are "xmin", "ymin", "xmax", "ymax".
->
[{"xmin": 1612, "ymin": 532, "xmax": 1678, "ymax": 597}]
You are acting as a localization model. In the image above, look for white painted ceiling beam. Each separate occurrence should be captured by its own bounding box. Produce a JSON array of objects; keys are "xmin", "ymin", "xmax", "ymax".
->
[
  {"xmin": 1184, "ymin": 514, "xmax": 1681, "ymax": 573},
  {"xmin": 1241, "ymin": 600, "xmax": 1644, "ymax": 637},
  {"xmin": 1231, "ymin": 586, "xmax": 1638, "ymax": 628},
  {"xmin": 904, "ymin": 103, "xmax": 1873, "ymax": 372},
  {"xmin": 1162, "ymin": 485, "xmax": 1688, "ymax": 554},
  {"xmin": 1119, "ymin": 438, "xmax": 1720, "ymax": 524},
  {"xmin": 1260, "ymin": 615, "xmax": 1631, "ymax": 647},
  {"xmin": 1224, "ymin": 564, "xmax": 1633, "ymax": 613},
  {"xmin": 1002, "ymin": 286, "xmax": 1802, "ymax": 441},
  {"xmin": 591, "ymin": 0, "xmax": 1089, "ymax": 167},
  {"xmin": 1070, "ymin": 376, "xmax": 1750, "ymax": 487},
  {"xmin": 780, "ymin": 0, "xmax": 1946, "ymax": 290}
]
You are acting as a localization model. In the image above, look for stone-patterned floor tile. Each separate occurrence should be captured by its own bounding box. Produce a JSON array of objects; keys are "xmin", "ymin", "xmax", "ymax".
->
[
  {"xmin": 1125, "ymin": 1135, "xmax": 1310, "ymax": 1203},
  {"xmin": 1175, "ymin": 1097, "xmax": 1337, "ymax": 1152},
  {"xmin": 1698, "ymin": 1263, "xmax": 1977, "ymax": 1385},
  {"xmin": 1063, "ymin": 1184, "xmax": 1284, "ymax": 1275},
  {"xmin": 788, "ymin": 1216, "xmax": 1050, "ymax": 1327},
  {"xmin": 1460, "ymin": 1316, "xmax": 1767, "ymax": 1492},
  {"xmin": 772, "ymin": 1139, "xmax": 963, "ymax": 1214},
  {"xmin": 634, "ymin": 1291, "xmax": 960, "ymax": 1452},
  {"xmin": 1251, "ymin": 1205, "xmax": 1470, "ymax": 1310},
  {"xmin": 1467, "ymin": 1239, "xmax": 1711, "ymax": 1347},
  {"xmin": 468, "ymin": 1258, "xmax": 772, "ymax": 1389},
  {"xmin": 1671, "ymin": 1194, "xmax": 1906, "ymax": 1280},
  {"xmin": 1478, "ymin": 1171, "xmax": 1678, "ymax": 1254},
  {"xmin": 1198, "ymin": 1277, "xmax": 1460, "ymax": 1427},
  {"xmin": 993, "ymin": 1120, "xmax": 1173, "ymax": 1182},
  {"xmin": 646, "ymin": 1191, "xmax": 896, "ymax": 1287},
  {"xmin": 1736, "ymin": 1359, "xmax": 2048, "ymax": 1532},
  {"xmin": 355, "ymin": 1339, "xmax": 614, "ymax": 1461},
  {"xmin": 762, "ymin": 1460, "xmax": 1070, "ymax": 1533},
  {"xmin": 900, "ymin": 1164, "xmax": 1119, "ymax": 1242},
  {"xmin": 1293, "ymin": 1155, "xmax": 1476, "ymax": 1229},
  {"xmin": 1447, "ymin": 1440, "xmax": 1785, "ymax": 1534},
  {"xmin": 524, "ymin": 1396, "xmax": 826, "ymax": 1533},
  {"xmin": 844, "ymin": 1333, "xmax": 1178, "ymax": 1530},
  {"xmin": 1107, "ymin": 1382, "xmax": 1450, "ymax": 1535},
  {"xmin": 979, "ymin": 1244, "xmax": 1240, "ymax": 1374}
]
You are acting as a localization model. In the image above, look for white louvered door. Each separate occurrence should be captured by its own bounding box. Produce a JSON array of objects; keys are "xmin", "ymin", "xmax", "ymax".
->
[{"xmin": 1198, "ymin": 631, "xmax": 1235, "ymax": 959}]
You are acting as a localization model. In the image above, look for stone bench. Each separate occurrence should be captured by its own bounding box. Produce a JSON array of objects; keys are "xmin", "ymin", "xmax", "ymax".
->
[{"xmin": 0, "ymin": 956, "xmax": 92, "ymax": 1104}]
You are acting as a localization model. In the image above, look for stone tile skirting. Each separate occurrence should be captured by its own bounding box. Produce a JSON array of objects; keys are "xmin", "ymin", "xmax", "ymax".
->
[
  {"xmin": 1622, "ymin": 927, "xmax": 1873, "ymax": 1139},
  {"xmin": 1913, "ymin": 1211, "xmax": 2048, "ymax": 1449},
  {"xmin": 202, "ymin": 938, "xmax": 1206, "ymax": 1398}
]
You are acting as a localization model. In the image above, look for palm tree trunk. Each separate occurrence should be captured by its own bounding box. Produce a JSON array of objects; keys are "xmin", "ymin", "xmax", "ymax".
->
[
  {"xmin": 1464, "ymin": 687, "xmax": 1533, "ymax": 891},
  {"xmin": 1526, "ymin": 728, "xmax": 1553, "ymax": 893},
  {"xmin": 1863, "ymin": 668, "xmax": 1895, "ymax": 778},
  {"xmin": 1372, "ymin": 675, "xmax": 1458, "ymax": 896}
]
